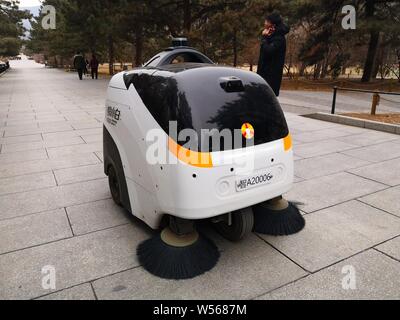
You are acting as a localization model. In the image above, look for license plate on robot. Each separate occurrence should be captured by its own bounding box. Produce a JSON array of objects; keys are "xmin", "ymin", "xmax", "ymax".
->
[{"xmin": 236, "ymin": 171, "xmax": 275, "ymax": 192}]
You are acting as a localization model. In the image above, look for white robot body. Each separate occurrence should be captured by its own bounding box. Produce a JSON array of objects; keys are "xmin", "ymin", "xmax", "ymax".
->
[{"xmin": 104, "ymin": 48, "xmax": 293, "ymax": 230}]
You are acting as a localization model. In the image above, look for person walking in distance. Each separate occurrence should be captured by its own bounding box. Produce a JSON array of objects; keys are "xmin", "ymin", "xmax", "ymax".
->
[
  {"xmin": 73, "ymin": 51, "xmax": 86, "ymax": 80},
  {"xmin": 90, "ymin": 54, "xmax": 99, "ymax": 80},
  {"xmin": 257, "ymin": 13, "xmax": 290, "ymax": 97}
]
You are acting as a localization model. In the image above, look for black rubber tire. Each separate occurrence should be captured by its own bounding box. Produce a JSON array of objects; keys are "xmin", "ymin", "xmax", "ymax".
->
[
  {"xmin": 215, "ymin": 207, "xmax": 254, "ymax": 242},
  {"xmin": 108, "ymin": 164, "xmax": 122, "ymax": 206}
]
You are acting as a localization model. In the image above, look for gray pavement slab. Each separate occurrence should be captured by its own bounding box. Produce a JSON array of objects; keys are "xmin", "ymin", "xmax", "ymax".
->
[
  {"xmin": 285, "ymin": 172, "xmax": 387, "ymax": 213},
  {"xmin": 47, "ymin": 142, "xmax": 103, "ymax": 158},
  {"xmin": 54, "ymin": 163, "xmax": 105, "ymax": 186},
  {"xmin": 359, "ymin": 186, "xmax": 400, "ymax": 217},
  {"xmin": 0, "ymin": 153, "xmax": 100, "ymax": 179},
  {"xmin": 258, "ymin": 250, "xmax": 400, "ymax": 300},
  {"xmin": 376, "ymin": 237, "xmax": 400, "ymax": 261},
  {"xmin": 92, "ymin": 234, "xmax": 308, "ymax": 300},
  {"xmin": 336, "ymin": 131, "xmax": 400, "ymax": 147},
  {"xmin": 294, "ymin": 153, "xmax": 371, "ymax": 180},
  {"xmin": 259, "ymin": 201, "xmax": 400, "ymax": 272},
  {"xmin": 348, "ymin": 158, "xmax": 400, "ymax": 187},
  {"xmin": 0, "ymin": 179, "xmax": 110, "ymax": 220},
  {"xmin": 0, "ymin": 171, "xmax": 56, "ymax": 195},
  {"xmin": 0, "ymin": 209, "xmax": 72, "ymax": 255},
  {"xmin": 1, "ymin": 136, "xmax": 84, "ymax": 151},
  {"xmin": 37, "ymin": 283, "xmax": 96, "ymax": 300},
  {"xmin": 294, "ymin": 139, "xmax": 357, "ymax": 159},
  {"xmin": 66, "ymin": 199, "xmax": 130, "ymax": 236},
  {"xmin": 341, "ymin": 141, "xmax": 400, "ymax": 163},
  {"xmin": 0, "ymin": 148, "xmax": 48, "ymax": 165},
  {"xmin": 0, "ymin": 224, "xmax": 149, "ymax": 300},
  {"xmin": 294, "ymin": 128, "xmax": 356, "ymax": 143}
]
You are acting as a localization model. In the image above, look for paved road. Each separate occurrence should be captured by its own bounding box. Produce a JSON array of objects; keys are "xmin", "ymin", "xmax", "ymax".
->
[
  {"xmin": 280, "ymin": 90, "xmax": 400, "ymax": 115},
  {"xmin": 1, "ymin": 60, "xmax": 400, "ymax": 300}
]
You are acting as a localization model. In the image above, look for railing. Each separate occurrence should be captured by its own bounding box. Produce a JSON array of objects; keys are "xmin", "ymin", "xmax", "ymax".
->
[{"xmin": 331, "ymin": 87, "xmax": 400, "ymax": 115}]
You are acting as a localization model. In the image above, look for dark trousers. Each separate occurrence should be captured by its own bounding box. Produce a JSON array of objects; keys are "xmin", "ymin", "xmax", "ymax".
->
[
  {"xmin": 77, "ymin": 68, "xmax": 83, "ymax": 80},
  {"xmin": 91, "ymin": 67, "xmax": 98, "ymax": 79}
]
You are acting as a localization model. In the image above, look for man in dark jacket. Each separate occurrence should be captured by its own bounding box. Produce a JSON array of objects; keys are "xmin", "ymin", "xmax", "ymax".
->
[
  {"xmin": 90, "ymin": 54, "xmax": 99, "ymax": 80},
  {"xmin": 257, "ymin": 13, "xmax": 290, "ymax": 97},
  {"xmin": 73, "ymin": 52, "xmax": 86, "ymax": 80}
]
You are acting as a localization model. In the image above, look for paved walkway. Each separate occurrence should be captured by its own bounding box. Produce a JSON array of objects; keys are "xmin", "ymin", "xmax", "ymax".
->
[
  {"xmin": 280, "ymin": 90, "xmax": 400, "ymax": 115},
  {"xmin": 0, "ymin": 60, "xmax": 399, "ymax": 300}
]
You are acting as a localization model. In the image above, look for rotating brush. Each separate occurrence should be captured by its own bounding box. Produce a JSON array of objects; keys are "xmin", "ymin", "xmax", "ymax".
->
[
  {"xmin": 253, "ymin": 197, "xmax": 305, "ymax": 236},
  {"xmin": 137, "ymin": 227, "xmax": 220, "ymax": 280}
]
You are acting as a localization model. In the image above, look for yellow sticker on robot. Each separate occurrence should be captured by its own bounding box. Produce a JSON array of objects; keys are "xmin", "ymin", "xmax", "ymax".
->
[{"xmin": 241, "ymin": 123, "xmax": 254, "ymax": 140}]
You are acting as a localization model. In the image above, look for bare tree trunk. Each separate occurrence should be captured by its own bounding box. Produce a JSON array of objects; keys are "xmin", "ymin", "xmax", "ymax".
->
[
  {"xmin": 314, "ymin": 63, "xmax": 321, "ymax": 80},
  {"xmin": 108, "ymin": 35, "xmax": 114, "ymax": 76},
  {"xmin": 183, "ymin": 0, "xmax": 192, "ymax": 33},
  {"xmin": 299, "ymin": 63, "xmax": 306, "ymax": 77},
  {"xmin": 135, "ymin": 24, "xmax": 143, "ymax": 67},
  {"xmin": 361, "ymin": 0, "xmax": 379, "ymax": 82},
  {"xmin": 233, "ymin": 29, "xmax": 238, "ymax": 67}
]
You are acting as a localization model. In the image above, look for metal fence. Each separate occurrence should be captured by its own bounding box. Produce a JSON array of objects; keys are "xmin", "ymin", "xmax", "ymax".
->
[{"xmin": 331, "ymin": 87, "xmax": 400, "ymax": 115}]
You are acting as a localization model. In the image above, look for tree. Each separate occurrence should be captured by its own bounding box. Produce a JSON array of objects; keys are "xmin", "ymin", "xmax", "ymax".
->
[{"xmin": 0, "ymin": 0, "xmax": 30, "ymax": 56}]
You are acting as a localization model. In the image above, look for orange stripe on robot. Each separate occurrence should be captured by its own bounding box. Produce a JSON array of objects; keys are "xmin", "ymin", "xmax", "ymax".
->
[{"xmin": 168, "ymin": 138, "xmax": 214, "ymax": 168}]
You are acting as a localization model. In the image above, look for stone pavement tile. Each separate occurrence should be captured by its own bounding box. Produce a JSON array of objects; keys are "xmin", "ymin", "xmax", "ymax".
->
[
  {"xmin": 38, "ymin": 122, "xmax": 73, "ymax": 132},
  {"xmin": 81, "ymin": 134, "xmax": 102, "ymax": 143},
  {"xmin": 294, "ymin": 128, "xmax": 354, "ymax": 143},
  {"xmin": 289, "ymin": 119, "xmax": 339, "ymax": 132},
  {"xmin": 359, "ymin": 187, "xmax": 400, "ymax": 217},
  {"xmin": 95, "ymin": 151, "xmax": 104, "ymax": 162},
  {"xmin": 7, "ymin": 114, "xmax": 35, "ymax": 121},
  {"xmin": 0, "ymin": 172, "xmax": 56, "ymax": 195},
  {"xmin": 42, "ymin": 136, "xmax": 85, "ymax": 148},
  {"xmin": 295, "ymin": 153, "xmax": 371, "ymax": 180},
  {"xmin": 259, "ymin": 201, "xmax": 400, "ymax": 272},
  {"xmin": 0, "ymin": 178, "xmax": 110, "ymax": 220},
  {"xmin": 0, "ymin": 153, "xmax": 100, "ymax": 179},
  {"xmin": 4, "ymin": 126, "xmax": 69, "ymax": 137},
  {"xmin": 3, "ymin": 123, "xmax": 38, "ymax": 130},
  {"xmin": 285, "ymin": 172, "xmax": 386, "ymax": 213},
  {"xmin": 47, "ymin": 142, "xmax": 103, "ymax": 158},
  {"xmin": 66, "ymin": 199, "xmax": 130, "ymax": 236},
  {"xmin": 336, "ymin": 131, "xmax": 399, "ymax": 147},
  {"xmin": 74, "ymin": 128, "xmax": 103, "ymax": 137},
  {"xmin": 258, "ymin": 250, "xmax": 400, "ymax": 300},
  {"xmin": 341, "ymin": 141, "xmax": 400, "ymax": 163},
  {"xmin": 293, "ymin": 139, "xmax": 357, "ymax": 159},
  {"xmin": 70, "ymin": 121, "xmax": 102, "ymax": 130},
  {"xmin": 42, "ymin": 131, "xmax": 78, "ymax": 141},
  {"xmin": 92, "ymin": 234, "xmax": 308, "ymax": 300},
  {"xmin": 37, "ymin": 284, "xmax": 96, "ymax": 300},
  {"xmin": 0, "ymin": 134, "xmax": 42, "ymax": 145},
  {"xmin": 1, "ymin": 141, "xmax": 45, "ymax": 153},
  {"xmin": 336, "ymin": 125, "xmax": 369, "ymax": 134},
  {"xmin": 376, "ymin": 237, "xmax": 400, "ymax": 261},
  {"xmin": 54, "ymin": 164, "xmax": 105, "ymax": 186},
  {"xmin": 0, "ymin": 209, "xmax": 72, "ymax": 255},
  {"xmin": 0, "ymin": 149, "xmax": 48, "ymax": 165},
  {"xmin": 0, "ymin": 224, "xmax": 149, "ymax": 300},
  {"xmin": 348, "ymin": 158, "xmax": 400, "ymax": 187}
]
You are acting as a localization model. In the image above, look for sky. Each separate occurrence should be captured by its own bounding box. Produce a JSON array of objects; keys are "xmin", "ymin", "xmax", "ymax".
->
[{"xmin": 18, "ymin": 0, "xmax": 42, "ymax": 8}]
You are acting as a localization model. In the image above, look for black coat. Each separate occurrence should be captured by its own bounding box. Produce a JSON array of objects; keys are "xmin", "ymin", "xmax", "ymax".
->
[
  {"xmin": 73, "ymin": 54, "xmax": 86, "ymax": 70},
  {"xmin": 257, "ymin": 24, "xmax": 290, "ymax": 97}
]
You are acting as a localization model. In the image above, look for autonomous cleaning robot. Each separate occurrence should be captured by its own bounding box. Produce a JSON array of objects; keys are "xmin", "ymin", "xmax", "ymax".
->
[{"xmin": 104, "ymin": 39, "xmax": 305, "ymax": 279}]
